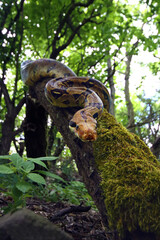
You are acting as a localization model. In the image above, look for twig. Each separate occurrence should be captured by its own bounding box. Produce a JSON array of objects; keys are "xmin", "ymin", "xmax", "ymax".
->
[{"xmin": 49, "ymin": 203, "xmax": 91, "ymax": 222}]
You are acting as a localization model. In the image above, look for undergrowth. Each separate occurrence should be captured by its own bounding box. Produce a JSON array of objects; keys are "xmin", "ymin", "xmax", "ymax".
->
[{"xmin": 0, "ymin": 153, "xmax": 95, "ymax": 213}]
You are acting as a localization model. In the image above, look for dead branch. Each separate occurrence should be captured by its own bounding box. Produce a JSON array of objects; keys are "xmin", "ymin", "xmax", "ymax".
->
[{"xmin": 49, "ymin": 204, "xmax": 91, "ymax": 222}]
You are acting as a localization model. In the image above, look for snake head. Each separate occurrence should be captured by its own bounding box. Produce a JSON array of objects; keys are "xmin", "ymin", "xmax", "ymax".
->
[{"xmin": 69, "ymin": 119, "xmax": 97, "ymax": 142}]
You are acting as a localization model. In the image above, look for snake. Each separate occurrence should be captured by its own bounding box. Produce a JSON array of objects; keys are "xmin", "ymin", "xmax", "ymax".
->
[{"xmin": 21, "ymin": 58, "xmax": 110, "ymax": 141}]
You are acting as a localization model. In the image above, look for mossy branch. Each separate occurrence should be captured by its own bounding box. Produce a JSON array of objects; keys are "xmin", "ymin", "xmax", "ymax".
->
[{"xmin": 94, "ymin": 109, "xmax": 160, "ymax": 239}]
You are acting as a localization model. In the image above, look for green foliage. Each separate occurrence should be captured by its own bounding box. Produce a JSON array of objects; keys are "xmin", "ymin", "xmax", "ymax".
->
[
  {"xmin": 115, "ymin": 93, "xmax": 160, "ymax": 146},
  {"xmin": 35, "ymin": 180, "xmax": 95, "ymax": 208},
  {"xmin": 148, "ymin": 61, "xmax": 160, "ymax": 75},
  {"xmin": 0, "ymin": 153, "xmax": 94, "ymax": 212},
  {"xmin": 0, "ymin": 153, "xmax": 59, "ymax": 213}
]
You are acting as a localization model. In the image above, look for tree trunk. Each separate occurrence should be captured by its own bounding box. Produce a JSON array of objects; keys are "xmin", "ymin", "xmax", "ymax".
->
[
  {"xmin": 107, "ymin": 58, "xmax": 115, "ymax": 116},
  {"xmin": 0, "ymin": 114, "xmax": 15, "ymax": 155},
  {"xmin": 124, "ymin": 54, "xmax": 135, "ymax": 132},
  {"xmin": 24, "ymin": 96, "xmax": 47, "ymax": 161}
]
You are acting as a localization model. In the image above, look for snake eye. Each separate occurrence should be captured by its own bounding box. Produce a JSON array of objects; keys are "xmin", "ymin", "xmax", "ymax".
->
[
  {"xmin": 69, "ymin": 121, "xmax": 77, "ymax": 128},
  {"xmin": 76, "ymin": 125, "xmax": 79, "ymax": 130},
  {"xmin": 93, "ymin": 112, "xmax": 99, "ymax": 119}
]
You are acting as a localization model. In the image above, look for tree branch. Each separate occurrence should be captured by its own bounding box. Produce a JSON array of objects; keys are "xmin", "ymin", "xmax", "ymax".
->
[
  {"xmin": 56, "ymin": 14, "xmax": 97, "ymax": 54},
  {"xmin": 0, "ymin": 79, "xmax": 12, "ymax": 112},
  {"xmin": 52, "ymin": 0, "xmax": 94, "ymax": 46},
  {"xmin": 12, "ymin": 119, "xmax": 26, "ymax": 138},
  {"xmin": 13, "ymin": 5, "xmax": 24, "ymax": 103},
  {"xmin": 49, "ymin": 0, "xmax": 95, "ymax": 58},
  {"xmin": 127, "ymin": 111, "xmax": 160, "ymax": 129},
  {"xmin": 14, "ymin": 97, "xmax": 26, "ymax": 116}
]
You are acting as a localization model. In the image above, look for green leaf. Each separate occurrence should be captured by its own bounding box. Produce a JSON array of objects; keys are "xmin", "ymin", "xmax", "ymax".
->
[
  {"xmin": 0, "ymin": 165, "xmax": 14, "ymax": 174},
  {"xmin": 16, "ymin": 182, "xmax": 32, "ymax": 193},
  {"xmin": 10, "ymin": 153, "xmax": 24, "ymax": 169},
  {"xmin": 38, "ymin": 170, "xmax": 66, "ymax": 183},
  {"xmin": 27, "ymin": 158, "xmax": 48, "ymax": 169},
  {"xmin": 22, "ymin": 161, "xmax": 35, "ymax": 173},
  {"xmin": 0, "ymin": 155, "xmax": 10, "ymax": 164},
  {"xmin": 27, "ymin": 173, "xmax": 46, "ymax": 185},
  {"xmin": 12, "ymin": 186, "xmax": 23, "ymax": 200},
  {"xmin": 0, "ymin": 155, "xmax": 10, "ymax": 159},
  {"xmin": 28, "ymin": 156, "xmax": 58, "ymax": 161}
]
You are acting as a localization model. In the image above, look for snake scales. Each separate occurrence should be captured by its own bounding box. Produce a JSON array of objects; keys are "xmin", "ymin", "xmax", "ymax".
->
[{"xmin": 21, "ymin": 58, "xmax": 110, "ymax": 141}]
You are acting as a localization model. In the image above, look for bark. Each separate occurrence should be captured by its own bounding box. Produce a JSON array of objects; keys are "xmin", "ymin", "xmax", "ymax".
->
[
  {"xmin": 0, "ymin": 115, "xmax": 15, "ymax": 155},
  {"xmin": 124, "ymin": 41, "xmax": 139, "ymax": 133},
  {"xmin": 107, "ymin": 58, "xmax": 115, "ymax": 116},
  {"xmin": 24, "ymin": 96, "xmax": 47, "ymax": 160},
  {"xmin": 124, "ymin": 54, "xmax": 135, "ymax": 132},
  {"xmin": 0, "ymin": 93, "xmax": 25, "ymax": 155},
  {"xmin": 151, "ymin": 136, "xmax": 160, "ymax": 159}
]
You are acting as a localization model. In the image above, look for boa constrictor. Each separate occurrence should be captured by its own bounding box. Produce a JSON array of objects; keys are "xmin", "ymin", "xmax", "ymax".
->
[{"xmin": 21, "ymin": 58, "xmax": 110, "ymax": 141}]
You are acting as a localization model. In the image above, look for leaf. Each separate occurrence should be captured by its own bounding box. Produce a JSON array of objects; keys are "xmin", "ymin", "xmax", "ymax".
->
[
  {"xmin": 22, "ymin": 161, "xmax": 35, "ymax": 173},
  {"xmin": 28, "ymin": 156, "xmax": 58, "ymax": 161},
  {"xmin": 38, "ymin": 170, "xmax": 66, "ymax": 183},
  {"xmin": 10, "ymin": 153, "xmax": 24, "ymax": 169},
  {"xmin": 0, "ymin": 155, "xmax": 10, "ymax": 159},
  {"xmin": 27, "ymin": 173, "xmax": 46, "ymax": 185},
  {"xmin": 12, "ymin": 186, "xmax": 23, "ymax": 199},
  {"xmin": 27, "ymin": 158, "xmax": 48, "ymax": 169},
  {"xmin": 16, "ymin": 182, "xmax": 32, "ymax": 193},
  {"xmin": 0, "ymin": 165, "xmax": 14, "ymax": 174},
  {"xmin": 0, "ymin": 155, "xmax": 10, "ymax": 164}
]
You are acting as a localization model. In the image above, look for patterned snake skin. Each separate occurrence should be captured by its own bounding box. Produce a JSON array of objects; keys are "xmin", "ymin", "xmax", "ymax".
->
[{"xmin": 21, "ymin": 58, "xmax": 110, "ymax": 141}]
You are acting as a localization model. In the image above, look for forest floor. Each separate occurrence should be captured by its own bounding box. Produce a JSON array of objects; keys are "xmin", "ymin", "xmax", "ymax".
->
[{"xmin": 0, "ymin": 195, "xmax": 110, "ymax": 240}]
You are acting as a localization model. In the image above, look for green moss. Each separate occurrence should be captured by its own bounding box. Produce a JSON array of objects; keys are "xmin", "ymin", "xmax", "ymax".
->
[{"xmin": 94, "ymin": 109, "xmax": 160, "ymax": 235}]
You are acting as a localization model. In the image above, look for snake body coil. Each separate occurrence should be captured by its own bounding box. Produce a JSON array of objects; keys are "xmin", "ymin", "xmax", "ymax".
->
[{"xmin": 21, "ymin": 58, "xmax": 110, "ymax": 141}]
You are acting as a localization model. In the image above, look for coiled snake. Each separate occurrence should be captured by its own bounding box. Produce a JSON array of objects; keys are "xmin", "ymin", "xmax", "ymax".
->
[{"xmin": 21, "ymin": 58, "xmax": 110, "ymax": 141}]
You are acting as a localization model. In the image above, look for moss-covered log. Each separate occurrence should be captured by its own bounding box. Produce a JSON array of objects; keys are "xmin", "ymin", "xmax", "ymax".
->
[{"xmin": 94, "ymin": 109, "xmax": 160, "ymax": 239}]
